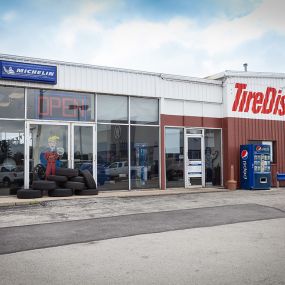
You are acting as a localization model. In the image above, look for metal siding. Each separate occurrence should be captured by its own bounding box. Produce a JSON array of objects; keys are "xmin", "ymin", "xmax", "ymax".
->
[
  {"xmin": 156, "ymin": 77, "xmax": 222, "ymax": 103},
  {"xmin": 0, "ymin": 55, "xmax": 223, "ymax": 100},
  {"xmin": 164, "ymin": 99, "xmax": 184, "ymax": 115},
  {"xmin": 163, "ymin": 98, "xmax": 222, "ymax": 118},
  {"xmin": 184, "ymin": 101, "xmax": 202, "ymax": 116},
  {"xmin": 223, "ymin": 117, "xmax": 285, "ymax": 187},
  {"xmin": 203, "ymin": 103, "xmax": 222, "ymax": 118}
]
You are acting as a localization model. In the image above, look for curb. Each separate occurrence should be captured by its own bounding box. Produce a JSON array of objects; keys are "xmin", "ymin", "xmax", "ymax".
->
[
  {"xmin": 0, "ymin": 188, "xmax": 228, "ymax": 208},
  {"xmin": 0, "ymin": 200, "xmax": 41, "ymax": 208}
]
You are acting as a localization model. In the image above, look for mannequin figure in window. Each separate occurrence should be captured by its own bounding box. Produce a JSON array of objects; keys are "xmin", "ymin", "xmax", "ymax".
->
[
  {"xmin": 40, "ymin": 135, "xmax": 63, "ymax": 179},
  {"xmin": 205, "ymin": 147, "xmax": 218, "ymax": 183}
]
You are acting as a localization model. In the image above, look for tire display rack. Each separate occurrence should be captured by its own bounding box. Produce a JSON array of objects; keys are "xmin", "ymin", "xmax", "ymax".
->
[{"xmin": 16, "ymin": 168, "xmax": 98, "ymax": 199}]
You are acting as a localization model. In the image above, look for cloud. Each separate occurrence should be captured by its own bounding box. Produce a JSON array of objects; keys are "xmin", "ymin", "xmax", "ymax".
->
[
  {"xmin": 1, "ymin": 0, "xmax": 284, "ymax": 78},
  {"xmin": 249, "ymin": 0, "xmax": 285, "ymax": 34},
  {"xmin": 1, "ymin": 11, "xmax": 17, "ymax": 22}
]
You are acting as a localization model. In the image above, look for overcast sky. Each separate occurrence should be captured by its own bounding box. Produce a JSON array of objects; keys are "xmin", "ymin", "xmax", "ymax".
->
[{"xmin": 0, "ymin": 0, "xmax": 284, "ymax": 77}]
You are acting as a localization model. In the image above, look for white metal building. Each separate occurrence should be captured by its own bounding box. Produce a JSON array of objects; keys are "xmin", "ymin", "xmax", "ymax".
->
[{"xmin": 0, "ymin": 54, "xmax": 284, "ymax": 195}]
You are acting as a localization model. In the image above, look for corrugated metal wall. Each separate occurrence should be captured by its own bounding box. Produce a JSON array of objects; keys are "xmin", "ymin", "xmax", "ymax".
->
[
  {"xmin": 0, "ymin": 54, "xmax": 223, "ymax": 103},
  {"xmin": 162, "ymin": 99, "xmax": 223, "ymax": 118},
  {"xmin": 223, "ymin": 76, "xmax": 285, "ymax": 186},
  {"xmin": 223, "ymin": 117, "xmax": 285, "ymax": 187}
]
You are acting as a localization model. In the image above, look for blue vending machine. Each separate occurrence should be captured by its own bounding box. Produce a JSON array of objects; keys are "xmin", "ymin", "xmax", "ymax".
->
[{"xmin": 240, "ymin": 144, "xmax": 271, "ymax": 190}]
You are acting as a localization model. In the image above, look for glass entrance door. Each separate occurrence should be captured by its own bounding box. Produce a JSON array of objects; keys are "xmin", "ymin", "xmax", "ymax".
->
[
  {"xmin": 185, "ymin": 135, "xmax": 204, "ymax": 187},
  {"xmin": 28, "ymin": 123, "xmax": 69, "ymax": 185},
  {"xmin": 26, "ymin": 122, "xmax": 95, "ymax": 188}
]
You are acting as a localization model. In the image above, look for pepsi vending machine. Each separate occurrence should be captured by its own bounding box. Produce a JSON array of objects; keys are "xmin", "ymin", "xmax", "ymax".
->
[{"xmin": 240, "ymin": 144, "xmax": 271, "ymax": 190}]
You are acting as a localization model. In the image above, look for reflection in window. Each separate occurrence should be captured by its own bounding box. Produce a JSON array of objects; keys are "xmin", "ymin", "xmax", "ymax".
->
[
  {"xmin": 27, "ymin": 89, "xmax": 95, "ymax": 121},
  {"xmin": 97, "ymin": 95, "xmax": 128, "ymax": 123},
  {"xmin": 97, "ymin": 124, "xmax": 128, "ymax": 190},
  {"xmin": 74, "ymin": 126, "xmax": 93, "ymax": 171},
  {"xmin": 205, "ymin": 129, "xmax": 221, "ymax": 186},
  {"xmin": 130, "ymin": 97, "xmax": 159, "ymax": 124},
  {"xmin": 0, "ymin": 121, "xmax": 24, "ymax": 195},
  {"xmin": 165, "ymin": 128, "xmax": 184, "ymax": 188},
  {"xmin": 131, "ymin": 126, "xmax": 159, "ymax": 189},
  {"xmin": 188, "ymin": 138, "xmax": 201, "ymax": 160},
  {"xmin": 0, "ymin": 86, "xmax": 24, "ymax": 119}
]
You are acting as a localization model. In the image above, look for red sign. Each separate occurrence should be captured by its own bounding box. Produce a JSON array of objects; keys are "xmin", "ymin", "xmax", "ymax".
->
[
  {"xmin": 232, "ymin": 83, "xmax": 285, "ymax": 116},
  {"xmin": 36, "ymin": 93, "xmax": 91, "ymax": 120},
  {"xmin": 241, "ymin": 149, "xmax": 248, "ymax": 160}
]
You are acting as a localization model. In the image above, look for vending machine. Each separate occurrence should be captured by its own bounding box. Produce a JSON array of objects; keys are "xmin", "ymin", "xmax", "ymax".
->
[{"xmin": 240, "ymin": 144, "xmax": 271, "ymax": 190}]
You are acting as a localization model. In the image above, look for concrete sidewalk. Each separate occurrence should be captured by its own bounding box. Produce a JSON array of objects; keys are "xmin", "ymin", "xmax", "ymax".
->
[{"xmin": 0, "ymin": 187, "xmax": 227, "ymax": 207}]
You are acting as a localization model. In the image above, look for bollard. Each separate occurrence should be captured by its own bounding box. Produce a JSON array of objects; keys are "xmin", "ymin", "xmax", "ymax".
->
[{"xmin": 227, "ymin": 164, "xmax": 237, "ymax": 191}]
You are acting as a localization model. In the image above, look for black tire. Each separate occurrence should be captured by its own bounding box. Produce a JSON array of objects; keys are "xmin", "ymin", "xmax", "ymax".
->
[
  {"xmin": 17, "ymin": 189, "xmax": 43, "ymax": 199},
  {"xmin": 47, "ymin": 175, "xmax": 68, "ymax": 183},
  {"xmin": 70, "ymin": 176, "xmax": 85, "ymax": 183},
  {"xmin": 75, "ymin": 189, "xmax": 98, "ymax": 195},
  {"xmin": 32, "ymin": 181, "xmax": 56, "ymax": 191},
  {"xmin": 80, "ymin": 170, "xmax": 97, "ymax": 189},
  {"xmin": 48, "ymin": 188, "xmax": 73, "ymax": 197},
  {"xmin": 55, "ymin": 168, "xmax": 79, "ymax": 178},
  {"xmin": 64, "ymin": 181, "xmax": 86, "ymax": 191}
]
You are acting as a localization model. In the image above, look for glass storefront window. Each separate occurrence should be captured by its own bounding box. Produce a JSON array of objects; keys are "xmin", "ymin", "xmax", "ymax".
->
[
  {"xmin": 165, "ymin": 128, "xmax": 184, "ymax": 188},
  {"xmin": 29, "ymin": 124, "xmax": 68, "ymax": 182},
  {"xmin": 131, "ymin": 126, "xmax": 159, "ymax": 189},
  {"xmin": 97, "ymin": 124, "xmax": 128, "ymax": 190},
  {"xmin": 74, "ymin": 125, "xmax": 93, "ymax": 171},
  {"xmin": 0, "ymin": 121, "xmax": 24, "ymax": 195},
  {"xmin": 130, "ymin": 97, "xmax": 159, "ymax": 125},
  {"xmin": 205, "ymin": 129, "xmax": 221, "ymax": 186},
  {"xmin": 97, "ymin": 95, "xmax": 128, "ymax": 123},
  {"xmin": 0, "ymin": 86, "xmax": 25, "ymax": 119},
  {"xmin": 27, "ymin": 89, "xmax": 95, "ymax": 121}
]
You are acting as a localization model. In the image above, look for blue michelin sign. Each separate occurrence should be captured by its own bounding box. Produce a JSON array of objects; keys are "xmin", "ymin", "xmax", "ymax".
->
[{"xmin": 0, "ymin": 60, "xmax": 57, "ymax": 84}]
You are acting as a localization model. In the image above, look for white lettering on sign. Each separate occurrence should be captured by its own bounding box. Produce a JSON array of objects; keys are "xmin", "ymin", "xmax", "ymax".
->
[{"xmin": 16, "ymin": 68, "xmax": 54, "ymax": 76}]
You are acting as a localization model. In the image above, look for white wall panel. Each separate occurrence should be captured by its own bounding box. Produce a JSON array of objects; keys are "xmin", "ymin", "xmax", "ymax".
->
[
  {"xmin": 203, "ymin": 103, "xmax": 223, "ymax": 118},
  {"xmin": 164, "ymin": 99, "xmax": 184, "ymax": 115},
  {"xmin": 164, "ymin": 98, "xmax": 222, "ymax": 118},
  {"xmin": 155, "ymin": 77, "xmax": 222, "ymax": 103},
  {"xmin": 184, "ymin": 101, "xmax": 202, "ymax": 117},
  {"xmin": 0, "ymin": 54, "xmax": 223, "ymax": 104}
]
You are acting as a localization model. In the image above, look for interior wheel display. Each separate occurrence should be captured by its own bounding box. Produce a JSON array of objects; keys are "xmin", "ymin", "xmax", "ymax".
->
[{"xmin": 33, "ymin": 164, "xmax": 46, "ymax": 180}]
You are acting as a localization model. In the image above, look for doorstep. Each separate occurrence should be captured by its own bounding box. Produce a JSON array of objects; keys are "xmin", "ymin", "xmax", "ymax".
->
[{"xmin": 0, "ymin": 187, "xmax": 227, "ymax": 208}]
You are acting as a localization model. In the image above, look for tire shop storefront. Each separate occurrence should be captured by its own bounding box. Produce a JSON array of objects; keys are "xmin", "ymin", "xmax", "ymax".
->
[
  {"xmin": 0, "ymin": 54, "xmax": 284, "ymax": 195},
  {"xmin": 211, "ymin": 71, "xmax": 285, "ymax": 188}
]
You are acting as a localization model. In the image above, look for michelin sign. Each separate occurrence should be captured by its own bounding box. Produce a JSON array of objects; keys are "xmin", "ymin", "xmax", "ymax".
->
[{"xmin": 0, "ymin": 60, "xmax": 57, "ymax": 84}]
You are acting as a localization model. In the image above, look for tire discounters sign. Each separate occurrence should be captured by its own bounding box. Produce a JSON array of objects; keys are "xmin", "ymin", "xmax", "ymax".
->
[
  {"xmin": 228, "ymin": 82, "xmax": 285, "ymax": 120},
  {"xmin": 0, "ymin": 60, "xmax": 57, "ymax": 84}
]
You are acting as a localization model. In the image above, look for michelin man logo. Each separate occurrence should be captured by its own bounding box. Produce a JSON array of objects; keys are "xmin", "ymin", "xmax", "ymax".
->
[{"xmin": 3, "ymin": 66, "xmax": 15, "ymax": 75}]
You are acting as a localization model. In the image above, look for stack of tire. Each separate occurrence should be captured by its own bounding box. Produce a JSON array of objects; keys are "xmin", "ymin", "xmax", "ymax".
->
[{"xmin": 17, "ymin": 168, "xmax": 98, "ymax": 199}]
